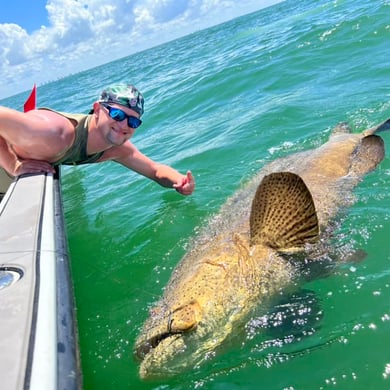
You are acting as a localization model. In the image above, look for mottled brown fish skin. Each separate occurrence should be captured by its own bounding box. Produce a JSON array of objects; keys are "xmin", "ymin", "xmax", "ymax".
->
[{"xmin": 134, "ymin": 118, "xmax": 389, "ymax": 379}]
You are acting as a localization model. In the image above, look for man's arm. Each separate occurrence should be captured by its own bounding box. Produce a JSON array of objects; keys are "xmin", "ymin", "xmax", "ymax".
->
[
  {"xmin": 0, "ymin": 106, "xmax": 74, "ymax": 162},
  {"xmin": 101, "ymin": 142, "xmax": 195, "ymax": 195},
  {"xmin": 0, "ymin": 136, "xmax": 18, "ymax": 176},
  {"xmin": 0, "ymin": 136, "xmax": 56, "ymax": 176}
]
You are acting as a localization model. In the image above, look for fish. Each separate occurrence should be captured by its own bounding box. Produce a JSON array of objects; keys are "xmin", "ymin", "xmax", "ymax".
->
[{"xmin": 133, "ymin": 118, "xmax": 390, "ymax": 380}]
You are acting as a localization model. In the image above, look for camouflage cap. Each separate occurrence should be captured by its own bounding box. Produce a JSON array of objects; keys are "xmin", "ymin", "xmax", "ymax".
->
[{"xmin": 99, "ymin": 84, "xmax": 144, "ymax": 116}]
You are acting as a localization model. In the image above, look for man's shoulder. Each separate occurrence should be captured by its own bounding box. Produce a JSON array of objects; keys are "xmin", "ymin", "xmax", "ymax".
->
[
  {"xmin": 38, "ymin": 107, "xmax": 86, "ymax": 121},
  {"xmin": 37, "ymin": 108, "xmax": 91, "ymax": 129}
]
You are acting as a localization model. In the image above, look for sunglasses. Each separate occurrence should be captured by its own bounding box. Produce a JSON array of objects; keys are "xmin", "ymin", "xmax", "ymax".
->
[{"xmin": 101, "ymin": 103, "xmax": 142, "ymax": 129}]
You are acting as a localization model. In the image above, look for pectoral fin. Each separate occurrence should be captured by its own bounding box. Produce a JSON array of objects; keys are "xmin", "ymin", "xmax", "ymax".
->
[{"xmin": 250, "ymin": 172, "xmax": 319, "ymax": 251}]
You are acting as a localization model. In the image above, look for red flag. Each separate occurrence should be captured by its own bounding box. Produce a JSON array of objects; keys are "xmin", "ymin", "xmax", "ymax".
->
[{"xmin": 23, "ymin": 83, "xmax": 37, "ymax": 112}]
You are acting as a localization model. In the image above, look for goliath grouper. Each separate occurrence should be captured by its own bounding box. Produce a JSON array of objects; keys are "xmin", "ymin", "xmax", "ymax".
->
[{"xmin": 134, "ymin": 118, "xmax": 390, "ymax": 379}]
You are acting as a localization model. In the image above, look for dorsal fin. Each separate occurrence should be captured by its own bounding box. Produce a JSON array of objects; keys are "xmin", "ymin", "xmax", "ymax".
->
[
  {"xmin": 250, "ymin": 172, "xmax": 319, "ymax": 251},
  {"xmin": 331, "ymin": 122, "xmax": 351, "ymax": 135}
]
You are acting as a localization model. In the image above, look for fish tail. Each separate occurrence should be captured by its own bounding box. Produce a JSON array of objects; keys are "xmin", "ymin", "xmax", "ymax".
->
[{"xmin": 363, "ymin": 118, "xmax": 390, "ymax": 136}]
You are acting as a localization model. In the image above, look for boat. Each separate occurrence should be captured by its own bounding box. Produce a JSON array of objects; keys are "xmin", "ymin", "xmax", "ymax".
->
[{"xmin": 0, "ymin": 167, "xmax": 82, "ymax": 389}]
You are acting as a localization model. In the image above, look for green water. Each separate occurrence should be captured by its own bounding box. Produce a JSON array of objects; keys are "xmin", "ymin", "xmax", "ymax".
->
[{"xmin": 1, "ymin": 0, "xmax": 389, "ymax": 388}]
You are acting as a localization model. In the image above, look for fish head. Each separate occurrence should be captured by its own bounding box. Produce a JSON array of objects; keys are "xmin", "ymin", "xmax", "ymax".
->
[{"xmin": 133, "ymin": 266, "xmax": 240, "ymax": 379}]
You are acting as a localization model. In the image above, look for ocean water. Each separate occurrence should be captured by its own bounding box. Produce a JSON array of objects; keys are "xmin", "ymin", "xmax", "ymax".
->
[{"xmin": 1, "ymin": 0, "xmax": 390, "ymax": 388}]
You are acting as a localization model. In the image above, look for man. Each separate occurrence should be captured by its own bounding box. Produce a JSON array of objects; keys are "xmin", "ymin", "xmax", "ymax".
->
[{"xmin": 0, "ymin": 84, "xmax": 195, "ymax": 195}]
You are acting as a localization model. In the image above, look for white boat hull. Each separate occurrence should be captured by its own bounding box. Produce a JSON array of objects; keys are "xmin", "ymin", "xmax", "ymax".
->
[{"xmin": 0, "ymin": 168, "xmax": 81, "ymax": 389}]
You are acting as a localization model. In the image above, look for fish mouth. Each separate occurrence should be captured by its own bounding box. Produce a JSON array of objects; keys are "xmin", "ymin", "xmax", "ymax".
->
[
  {"xmin": 135, "ymin": 331, "xmax": 191, "ymax": 380},
  {"xmin": 134, "ymin": 330, "xmax": 182, "ymax": 361},
  {"xmin": 136, "ymin": 301, "xmax": 201, "ymax": 362}
]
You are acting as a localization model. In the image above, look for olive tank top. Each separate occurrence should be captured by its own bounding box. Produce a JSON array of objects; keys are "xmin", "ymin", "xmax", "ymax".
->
[{"xmin": 39, "ymin": 108, "xmax": 104, "ymax": 166}]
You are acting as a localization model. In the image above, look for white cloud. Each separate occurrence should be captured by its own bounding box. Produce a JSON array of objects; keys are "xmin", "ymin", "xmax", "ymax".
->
[
  {"xmin": 0, "ymin": 24, "xmax": 30, "ymax": 66},
  {"xmin": 0, "ymin": 0, "xmax": 282, "ymax": 99}
]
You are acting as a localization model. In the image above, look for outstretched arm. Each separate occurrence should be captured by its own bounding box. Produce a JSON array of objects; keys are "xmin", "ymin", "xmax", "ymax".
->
[{"xmin": 104, "ymin": 142, "xmax": 195, "ymax": 196}]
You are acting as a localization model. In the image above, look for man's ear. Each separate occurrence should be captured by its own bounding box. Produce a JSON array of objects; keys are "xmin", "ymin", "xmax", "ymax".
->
[{"xmin": 92, "ymin": 101, "xmax": 100, "ymax": 116}]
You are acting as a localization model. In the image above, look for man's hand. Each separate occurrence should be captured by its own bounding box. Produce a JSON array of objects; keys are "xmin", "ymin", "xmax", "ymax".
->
[{"xmin": 173, "ymin": 171, "xmax": 195, "ymax": 195}]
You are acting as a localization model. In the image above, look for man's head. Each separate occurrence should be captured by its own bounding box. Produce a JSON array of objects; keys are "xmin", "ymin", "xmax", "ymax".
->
[{"xmin": 99, "ymin": 84, "xmax": 144, "ymax": 117}]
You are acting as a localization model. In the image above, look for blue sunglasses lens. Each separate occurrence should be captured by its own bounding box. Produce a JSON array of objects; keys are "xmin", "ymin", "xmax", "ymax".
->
[
  {"xmin": 127, "ymin": 116, "xmax": 142, "ymax": 129},
  {"xmin": 103, "ymin": 104, "xmax": 142, "ymax": 128},
  {"xmin": 109, "ymin": 107, "xmax": 126, "ymax": 121}
]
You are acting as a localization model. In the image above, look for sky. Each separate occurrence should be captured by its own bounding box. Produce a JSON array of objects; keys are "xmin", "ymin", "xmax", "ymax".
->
[{"xmin": 0, "ymin": 0, "xmax": 282, "ymax": 100}]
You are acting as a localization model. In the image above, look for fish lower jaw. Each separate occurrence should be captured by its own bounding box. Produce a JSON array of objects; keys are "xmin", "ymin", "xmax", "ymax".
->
[
  {"xmin": 136, "ymin": 329, "xmax": 225, "ymax": 380},
  {"xmin": 137, "ymin": 334, "xmax": 188, "ymax": 380},
  {"xmin": 134, "ymin": 331, "xmax": 182, "ymax": 361}
]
